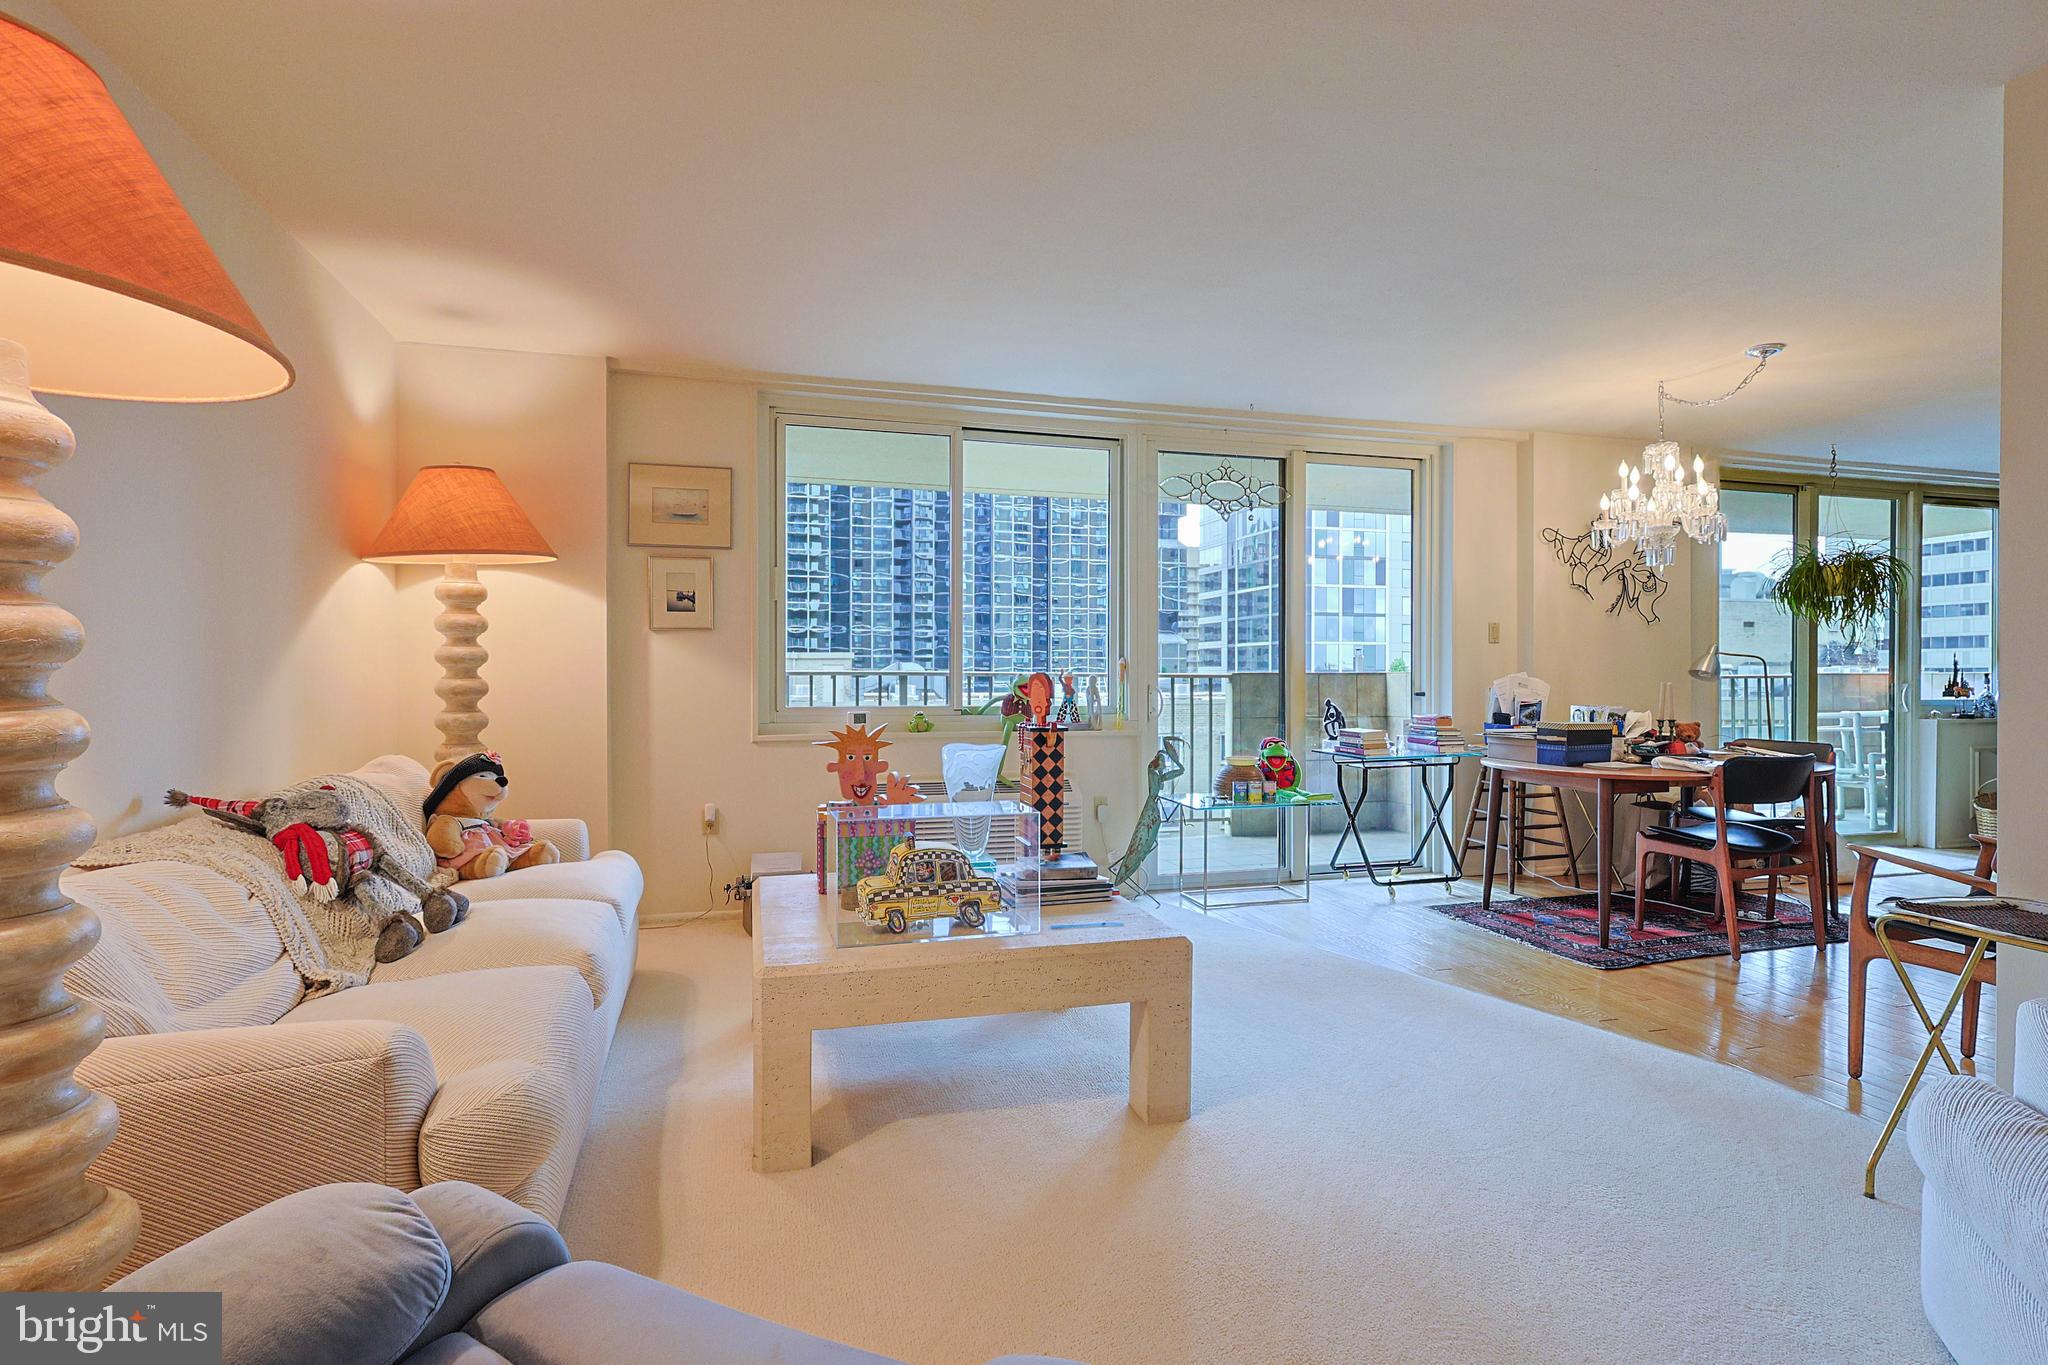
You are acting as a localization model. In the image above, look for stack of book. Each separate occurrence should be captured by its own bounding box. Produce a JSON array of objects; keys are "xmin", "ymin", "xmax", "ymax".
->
[
  {"xmin": 1329, "ymin": 726, "xmax": 1390, "ymax": 758},
  {"xmin": 1482, "ymin": 723, "xmax": 1538, "ymax": 762},
  {"xmin": 1002, "ymin": 851, "xmax": 1115, "ymax": 910},
  {"xmin": 1404, "ymin": 715, "xmax": 1466, "ymax": 749}
]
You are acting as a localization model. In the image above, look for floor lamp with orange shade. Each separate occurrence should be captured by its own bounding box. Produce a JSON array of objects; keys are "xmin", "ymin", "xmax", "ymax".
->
[{"xmin": 0, "ymin": 16, "xmax": 294, "ymax": 1288}]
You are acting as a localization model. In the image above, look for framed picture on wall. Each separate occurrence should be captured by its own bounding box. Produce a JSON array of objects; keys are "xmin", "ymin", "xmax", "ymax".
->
[
  {"xmin": 628, "ymin": 463, "xmax": 733, "ymax": 548},
  {"xmin": 646, "ymin": 554, "xmax": 714, "ymax": 630}
]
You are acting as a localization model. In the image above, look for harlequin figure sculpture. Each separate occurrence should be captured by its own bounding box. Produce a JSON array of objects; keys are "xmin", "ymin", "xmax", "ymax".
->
[{"xmin": 1256, "ymin": 736, "xmax": 1301, "ymax": 792}]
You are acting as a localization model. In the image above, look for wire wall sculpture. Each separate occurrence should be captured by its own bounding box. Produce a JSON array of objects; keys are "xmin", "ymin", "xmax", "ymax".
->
[
  {"xmin": 1542, "ymin": 526, "xmax": 1668, "ymax": 625},
  {"xmin": 1159, "ymin": 461, "xmax": 1286, "ymax": 516}
]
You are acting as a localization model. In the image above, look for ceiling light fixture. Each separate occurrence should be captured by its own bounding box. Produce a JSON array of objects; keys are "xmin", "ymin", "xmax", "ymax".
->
[{"xmin": 1591, "ymin": 342, "xmax": 1786, "ymax": 573}]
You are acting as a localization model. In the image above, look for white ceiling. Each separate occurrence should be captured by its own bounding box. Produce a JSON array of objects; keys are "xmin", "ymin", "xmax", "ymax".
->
[{"xmin": 56, "ymin": 0, "xmax": 2048, "ymax": 470}]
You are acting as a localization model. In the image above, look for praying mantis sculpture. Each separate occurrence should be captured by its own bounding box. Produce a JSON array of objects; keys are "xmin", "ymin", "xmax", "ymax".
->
[{"xmin": 1108, "ymin": 736, "xmax": 1188, "ymax": 890}]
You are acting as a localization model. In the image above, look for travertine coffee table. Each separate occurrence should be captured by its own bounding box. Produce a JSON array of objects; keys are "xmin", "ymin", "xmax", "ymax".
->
[{"xmin": 751, "ymin": 874, "xmax": 1192, "ymax": 1172}]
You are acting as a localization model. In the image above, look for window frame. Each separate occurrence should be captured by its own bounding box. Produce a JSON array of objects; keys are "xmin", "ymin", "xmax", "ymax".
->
[
  {"xmin": 1715, "ymin": 471, "xmax": 1999, "ymax": 845},
  {"xmin": 763, "ymin": 408, "xmax": 1125, "ymax": 735}
]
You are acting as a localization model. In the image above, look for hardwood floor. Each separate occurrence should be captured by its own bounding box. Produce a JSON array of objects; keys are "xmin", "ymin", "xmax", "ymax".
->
[{"xmin": 1199, "ymin": 860, "xmax": 1995, "ymax": 1124}]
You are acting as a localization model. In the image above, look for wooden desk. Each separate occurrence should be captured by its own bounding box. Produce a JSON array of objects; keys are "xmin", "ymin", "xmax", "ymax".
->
[{"xmin": 1478, "ymin": 759, "xmax": 1838, "ymax": 949}]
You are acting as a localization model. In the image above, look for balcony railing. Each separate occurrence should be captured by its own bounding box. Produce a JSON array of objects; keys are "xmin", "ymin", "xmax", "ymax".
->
[
  {"xmin": 783, "ymin": 670, "xmax": 1112, "ymax": 712},
  {"xmin": 1715, "ymin": 672, "xmax": 1790, "ymax": 743}
]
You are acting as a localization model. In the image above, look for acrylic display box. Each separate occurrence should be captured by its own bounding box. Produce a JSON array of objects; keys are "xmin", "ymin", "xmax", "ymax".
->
[{"xmin": 816, "ymin": 799, "xmax": 1042, "ymax": 948}]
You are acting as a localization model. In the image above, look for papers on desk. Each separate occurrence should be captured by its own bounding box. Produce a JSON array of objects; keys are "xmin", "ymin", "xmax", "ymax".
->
[
  {"xmin": 1488, "ymin": 672, "xmax": 1549, "ymax": 724},
  {"xmin": 1650, "ymin": 754, "xmax": 1716, "ymax": 774}
]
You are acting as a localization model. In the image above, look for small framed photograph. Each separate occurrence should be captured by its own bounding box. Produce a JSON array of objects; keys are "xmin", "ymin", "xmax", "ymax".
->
[
  {"xmin": 629, "ymin": 463, "xmax": 732, "ymax": 548},
  {"xmin": 646, "ymin": 555, "xmax": 714, "ymax": 630}
]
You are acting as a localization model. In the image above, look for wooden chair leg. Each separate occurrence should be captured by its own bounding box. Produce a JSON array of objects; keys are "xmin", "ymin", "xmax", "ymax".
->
[
  {"xmin": 1562, "ymin": 791, "xmax": 1583, "ymax": 888},
  {"xmin": 1806, "ymin": 824, "xmax": 1827, "ymax": 949},
  {"xmin": 1507, "ymin": 783, "xmax": 1521, "ymax": 896},
  {"xmin": 1962, "ymin": 977, "xmax": 1983, "ymax": 1059},
  {"xmin": 1716, "ymin": 850, "xmax": 1742, "ymax": 960},
  {"xmin": 1633, "ymin": 837, "xmax": 1650, "ymax": 930},
  {"xmin": 1456, "ymin": 780, "xmax": 1486, "ymax": 878},
  {"xmin": 1847, "ymin": 953, "xmax": 1868, "ymax": 1077},
  {"xmin": 1765, "ymin": 871, "xmax": 1778, "ymax": 920}
]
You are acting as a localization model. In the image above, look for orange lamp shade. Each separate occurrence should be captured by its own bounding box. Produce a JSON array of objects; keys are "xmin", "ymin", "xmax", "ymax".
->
[
  {"xmin": 365, "ymin": 465, "xmax": 558, "ymax": 565},
  {"xmin": 0, "ymin": 15, "xmax": 292, "ymax": 401}
]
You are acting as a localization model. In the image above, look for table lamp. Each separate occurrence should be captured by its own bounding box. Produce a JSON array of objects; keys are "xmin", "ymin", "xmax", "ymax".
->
[
  {"xmin": 365, "ymin": 465, "xmax": 556, "ymax": 761},
  {"xmin": 0, "ymin": 16, "xmax": 293, "ymax": 1288}
]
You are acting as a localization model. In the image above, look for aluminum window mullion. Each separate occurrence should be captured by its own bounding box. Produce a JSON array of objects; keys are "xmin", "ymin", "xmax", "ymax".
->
[{"xmin": 948, "ymin": 427, "xmax": 965, "ymax": 711}]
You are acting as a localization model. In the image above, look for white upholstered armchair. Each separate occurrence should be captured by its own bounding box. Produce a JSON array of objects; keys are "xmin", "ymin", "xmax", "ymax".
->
[{"xmin": 1908, "ymin": 996, "xmax": 2048, "ymax": 1361}]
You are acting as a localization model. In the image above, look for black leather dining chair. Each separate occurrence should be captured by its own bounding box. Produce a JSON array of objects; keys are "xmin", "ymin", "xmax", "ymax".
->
[{"xmin": 1636, "ymin": 753, "xmax": 1825, "ymax": 960}]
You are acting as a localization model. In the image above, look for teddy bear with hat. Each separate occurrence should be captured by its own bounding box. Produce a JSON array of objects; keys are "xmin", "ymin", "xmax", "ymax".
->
[{"xmin": 422, "ymin": 750, "xmax": 561, "ymax": 880}]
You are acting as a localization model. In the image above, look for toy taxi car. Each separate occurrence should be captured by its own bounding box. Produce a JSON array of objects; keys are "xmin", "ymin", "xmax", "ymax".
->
[{"xmin": 855, "ymin": 841, "xmax": 1000, "ymax": 934}]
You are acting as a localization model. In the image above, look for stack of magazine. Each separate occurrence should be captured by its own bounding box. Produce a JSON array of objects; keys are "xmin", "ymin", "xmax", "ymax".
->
[{"xmin": 1004, "ymin": 851, "xmax": 1115, "ymax": 910}]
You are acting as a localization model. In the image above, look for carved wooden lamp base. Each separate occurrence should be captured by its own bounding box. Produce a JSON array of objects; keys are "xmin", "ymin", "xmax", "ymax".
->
[
  {"xmin": 0, "ymin": 346, "xmax": 141, "ymax": 1289},
  {"xmin": 433, "ymin": 563, "xmax": 491, "ymax": 761},
  {"xmin": 4, "ymin": 11, "xmax": 300, "ymax": 1287},
  {"xmin": 364, "ymin": 465, "xmax": 557, "ymax": 767}
]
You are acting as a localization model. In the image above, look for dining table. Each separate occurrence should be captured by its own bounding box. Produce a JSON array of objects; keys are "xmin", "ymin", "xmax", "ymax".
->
[{"xmin": 1478, "ymin": 757, "xmax": 1839, "ymax": 949}]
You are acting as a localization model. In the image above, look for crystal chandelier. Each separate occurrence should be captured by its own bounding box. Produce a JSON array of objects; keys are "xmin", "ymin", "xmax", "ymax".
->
[{"xmin": 1591, "ymin": 342, "xmax": 1785, "ymax": 573}]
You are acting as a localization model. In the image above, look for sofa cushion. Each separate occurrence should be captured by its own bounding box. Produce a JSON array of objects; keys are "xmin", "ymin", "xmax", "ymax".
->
[
  {"xmin": 285, "ymin": 966, "xmax": 604, "ymax": 1217},
  {"xmin": 62, "ymin": 860, "xmax": 304, "ymax": 1036},
  {"xmin": 470, "ymin": 1261, "xmax": 902, "ymax": 1365},
  {"xmin": 457, "ymin": 850, "xmax": 643, "ymax": 933},
  {"xmin": 353, "ymin": 753, "xmax": 434, "ymax": 813},
  {"xmin": 411, "ymin": 1182, "xmax": 570, "ymax": 1347},
  {"xmin": 371, "ymin": 898, "xmax": 628, "ymax": 1011},
  {"xmin": 407, "ymin": 1334, "xmax": 516, "ymax": 1365},
  {"xmin": 112, "ymin": 1182, "xmax": 450, "ymax": 1365}
]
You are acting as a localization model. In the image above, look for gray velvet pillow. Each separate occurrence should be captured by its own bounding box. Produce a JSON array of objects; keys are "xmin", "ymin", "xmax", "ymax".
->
[
  {"xmin": 409, "ymin": 1181, "xmax": 568, "ymax": 1344},
  {"xmin": 114, "ymin": 1182, "xmax": 451, "ymax": 1365}
]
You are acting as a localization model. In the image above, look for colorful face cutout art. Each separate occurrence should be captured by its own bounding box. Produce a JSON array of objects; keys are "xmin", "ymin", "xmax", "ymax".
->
[{"xmin": 818, "ymin": 723, "xmax": 892, "ymax": 803}]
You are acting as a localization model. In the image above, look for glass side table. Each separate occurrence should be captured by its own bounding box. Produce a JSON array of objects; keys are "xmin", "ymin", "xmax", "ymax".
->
[
  {"xmin": 1314, "ymin": 744, "xmax": 1484, "ymax": 892},
  {"xmin": 1161, "ymin": 790, "xmax": 1335, "ymax": 912}
]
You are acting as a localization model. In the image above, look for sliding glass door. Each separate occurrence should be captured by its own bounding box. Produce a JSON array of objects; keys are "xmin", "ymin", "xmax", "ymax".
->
[
  {"xmin": 1816, "ymin": 494, "xmax": 1899, "ymax": 836},
  {"xmin": 1155, "ymin": 452, "xmax": 1287, "ymax": 886},
  {"xmin": 1148, "ymin": 447, "xmax": 1426, "ymax": 890},
  {"xmin": 1300, "ymin": 458, "xmax": 1419, "ymax": 871},
  {"xmin": 1717, "ymin": 476, "xmax": 1997, "ymax": 844}
]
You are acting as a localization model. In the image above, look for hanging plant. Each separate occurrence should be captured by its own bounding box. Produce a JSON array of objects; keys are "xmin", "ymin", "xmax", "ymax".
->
[{"xmin": 1766, "ymin": 539, "xmax": 1909, "ymax": 645}]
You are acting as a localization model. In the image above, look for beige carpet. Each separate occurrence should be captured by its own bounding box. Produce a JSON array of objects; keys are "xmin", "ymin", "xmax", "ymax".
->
[{"xmin": 558, "ymin": 909, "xmax": 1944, "ymax": 1365}]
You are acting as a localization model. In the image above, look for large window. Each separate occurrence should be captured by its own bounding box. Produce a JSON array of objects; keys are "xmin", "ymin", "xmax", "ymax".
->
[
  {"xmin": 776, "ymin": 418, "xmax": 1117, "ymax": 715},
  {"xmin": 1716, "ymin": 488, "xmax": 1796, "ymax": 741},
  {"xmin": 1919, "ymin": 503, "xmax": 1997, "ymax": 706},
  {"xmin": 1716, "ymin": 474, "xmax": 1997, "ymax": 843}
]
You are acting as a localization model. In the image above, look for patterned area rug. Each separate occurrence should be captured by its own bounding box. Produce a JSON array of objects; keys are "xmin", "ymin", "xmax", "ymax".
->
[{"xmin": 1430, "ymin": 891, "xmax": 1847, "ymax": 969}]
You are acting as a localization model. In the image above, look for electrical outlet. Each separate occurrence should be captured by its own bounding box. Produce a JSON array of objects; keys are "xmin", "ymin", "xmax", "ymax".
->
[
  {"xmin": 701, "ymin": 803, "xmax": 718, "ymax": 831},
  {"xmin": 1487, "ymin": 621, "xmax": 1501, "ymax": 644}
]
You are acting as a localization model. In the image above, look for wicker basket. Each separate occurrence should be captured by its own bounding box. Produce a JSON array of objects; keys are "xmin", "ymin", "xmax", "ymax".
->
[{"xmin": 1973, "ymin": 778, "xmax": 1998, "ymax": 840}]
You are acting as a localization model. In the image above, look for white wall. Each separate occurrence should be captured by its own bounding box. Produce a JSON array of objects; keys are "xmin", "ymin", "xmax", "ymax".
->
[
  {"xmin": 389, "ymin": 344, "xmax": 610, "ymax": 841},
  {"xmin": 1996, "ymin": 63, "xmax": 2048, "ymax": 1084},
  {"xmin": 1520, "ymin": 432, "xmax": 1707, "ymax": 724},
  {"xmin": 16, "ymin": 0, "xmax": 402, "ymax": 834}
]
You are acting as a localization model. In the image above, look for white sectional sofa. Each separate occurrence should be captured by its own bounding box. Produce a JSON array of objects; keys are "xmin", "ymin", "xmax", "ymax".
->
[
  {"xmin": 59, "ymin": 756, "xmax": 643, "ymax": 1278},
  {"xmin": 1909, "ymin": 996, "xmax": 2048, "ymax": 1362}
]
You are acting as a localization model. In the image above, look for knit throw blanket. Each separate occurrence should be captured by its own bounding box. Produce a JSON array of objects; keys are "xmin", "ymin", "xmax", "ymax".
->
[{"xmin": 77, "ymin": 774, "xmax": 453, "ymax": 997}]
